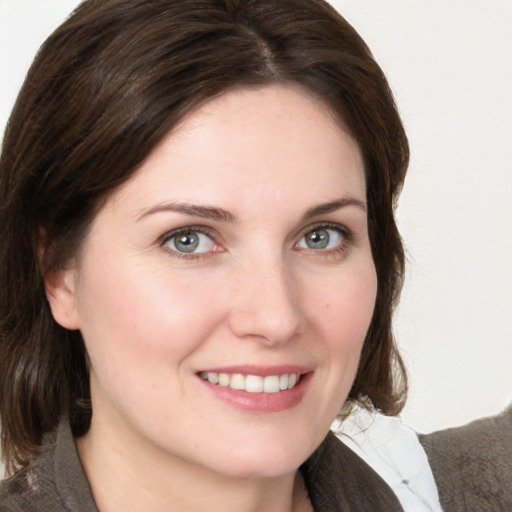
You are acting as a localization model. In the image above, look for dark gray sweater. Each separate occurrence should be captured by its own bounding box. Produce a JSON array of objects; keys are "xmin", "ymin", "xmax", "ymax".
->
[
  {"xmin": 0, "ymin": 419, "xmax": 403, "ymax": 511},
  {"xmin": 420, "ymin": 405, "xmax": 512, "ymax": 512}
]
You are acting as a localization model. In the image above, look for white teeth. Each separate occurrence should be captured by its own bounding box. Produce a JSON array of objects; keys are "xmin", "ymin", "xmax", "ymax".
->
[
  {"xmin": 245, "ymin": 375, "xmax": 263, "ymax": 393},
  {"xmin": 200, "ymin": 372, "xmax": 301, "ymax": 393},
  {"xmin": 207, "ymin": 372, "xmax": 219, "ymax": 384},
  {"xmin": 218, "ymin": 373, "xmax": 230, "ymax": 387},
  {"xmin": 230, "ymin": 373, "xmax": 245, "ymax": 390},
  {"xmin": 263, "ymin": 375, "xmax": 280, "ymax": 393}
]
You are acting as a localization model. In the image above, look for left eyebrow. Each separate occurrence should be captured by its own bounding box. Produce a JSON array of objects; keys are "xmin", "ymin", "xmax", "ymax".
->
[
  {"xmin": 135, "ymin": 202, "xmax": 238, "ymax": 223},
  {"xmin": 302, "ymin": 198, "xmax": 367, "ymax": 220}
]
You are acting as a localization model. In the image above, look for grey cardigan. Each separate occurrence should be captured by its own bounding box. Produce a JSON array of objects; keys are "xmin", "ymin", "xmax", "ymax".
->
[
  {"xmin": 0, "ymin": 419, "xmax": 403, "ymax": 511},
  {"xmin": 420, "ymin": 405, "xmax": 512, "ymax": 512}
]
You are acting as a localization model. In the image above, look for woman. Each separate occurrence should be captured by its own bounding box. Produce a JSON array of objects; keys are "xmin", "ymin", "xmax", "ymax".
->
[{"xmin": 0, "ymin": 0, "xmax": 409, "ymax": 510}]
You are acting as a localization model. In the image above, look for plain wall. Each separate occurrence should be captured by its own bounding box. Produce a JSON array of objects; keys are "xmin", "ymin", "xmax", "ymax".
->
[{"xmin": 1, "ymin": 0, "xmax": 511, "ymax": 434}]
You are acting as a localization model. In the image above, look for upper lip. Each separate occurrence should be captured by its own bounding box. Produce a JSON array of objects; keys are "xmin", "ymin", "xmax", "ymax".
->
[{"xmin": 196, "ymin": 365, "xmax": 312, "ymax": 377}]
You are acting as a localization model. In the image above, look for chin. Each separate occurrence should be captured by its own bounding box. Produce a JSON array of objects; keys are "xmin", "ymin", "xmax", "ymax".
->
[{"xmin": 202, "ymin": 438, "xmax": 317, "ymax": 480}]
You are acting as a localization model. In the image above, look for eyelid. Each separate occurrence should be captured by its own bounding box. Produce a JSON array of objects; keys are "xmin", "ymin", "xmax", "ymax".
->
[
  {"xmin": 293, "ymin": 221, "xmax": 353, "ymax": 257},
  {"xmin": 296, "ymin": 221, "xmax": 352, "ymax": 242},
  {"xmin": 157, "ymin": 221, "xmax": 353, "ymax": 259},
  {"xmin": 158, "ymin": 225, "xmax": 223, "ymax": 258},
  {"xmin": 159, "ymin": 225, "xmax": 215, "ymax": 243}
]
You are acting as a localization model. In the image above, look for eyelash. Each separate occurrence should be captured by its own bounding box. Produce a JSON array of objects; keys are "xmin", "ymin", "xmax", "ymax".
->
[
  {"xmin": 159, "ymin": 225, "xmax": 219, "ymax": 261},
  {"xmin": 159, "ymin": 222, "xmax": 352, "ymax": 260},
  {"xmin": 295, "ymin": 222, "xmax": 352, "ymax": 259}
]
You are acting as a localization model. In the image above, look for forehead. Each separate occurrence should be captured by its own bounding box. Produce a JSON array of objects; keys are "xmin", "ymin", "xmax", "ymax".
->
[{"xmin": 108, "ymin": 84, "xmax": 366, "ymax": 218}]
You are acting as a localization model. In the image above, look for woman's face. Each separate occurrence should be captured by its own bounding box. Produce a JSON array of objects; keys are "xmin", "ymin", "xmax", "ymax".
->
[{"xmin": 50, "ymin": 85, "xmax": 377, "ymax": 478}]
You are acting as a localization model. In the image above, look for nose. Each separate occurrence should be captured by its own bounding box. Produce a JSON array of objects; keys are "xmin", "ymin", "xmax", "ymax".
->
[{"xmin": 227, "ymin": 258, "xmax": 303, "ymax": 347}]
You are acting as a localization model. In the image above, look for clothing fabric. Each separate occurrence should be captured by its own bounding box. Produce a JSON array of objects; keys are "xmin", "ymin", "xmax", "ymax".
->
[
  {"xmin": 420, "ymin": 404, "xmax": 512, "ymax": 512},
  {"xmin": 0, "ymin": 418, "xmax": 404, "ymax": 511},
  {"xmin": 335, "ymin": 408, "xmax": 443, "ymax": 511},
  {"xmin": 301, "ymin": 430, "xmax": 405, "ymax": 511},
  {"xmin": 0, "ymin": 420, "xmax": 97, "ymax": 511}
]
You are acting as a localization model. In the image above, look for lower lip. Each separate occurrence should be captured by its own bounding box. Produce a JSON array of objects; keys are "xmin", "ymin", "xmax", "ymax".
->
[{"xmin": 198, "ymin": 373, "xmax": 312, "ymax": 413}]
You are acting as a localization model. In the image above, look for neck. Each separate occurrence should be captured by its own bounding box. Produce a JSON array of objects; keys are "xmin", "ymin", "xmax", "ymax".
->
[{"xmin": 76, "ymin": 415, "xmax": 311, "ymax": 512}]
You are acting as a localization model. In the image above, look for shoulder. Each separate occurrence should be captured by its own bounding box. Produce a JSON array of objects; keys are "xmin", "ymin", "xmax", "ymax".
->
[
  {"xmin": 1, "ymin": 419, "xmax": 97, "ymax": 512},
  {"xmin": 420, "ymin": 405, "xmax": 512, "ymax": 512},
  {"xmin": 302, "ymin": 431, "xmax": 404, "ymax": 511},
  {"xmin": 0, "ymin": 431, "xmax": 62, "ymax": 512},
  {"xmin": 336, "ymin": 408, "xmax": 442, "ymax": 511},
  {"xmin": 1, "ymin": 469, "xmax": 45, "ymax": 512}
]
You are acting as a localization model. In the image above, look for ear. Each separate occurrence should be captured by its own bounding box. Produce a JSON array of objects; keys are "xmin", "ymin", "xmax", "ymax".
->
[
  {"xmin": 37, "ymin": 229, "xmax": 81, "ymax": 330},
  {"xmin": 44, "ymin": 265, "xmax": 81, "ymax": 330}
]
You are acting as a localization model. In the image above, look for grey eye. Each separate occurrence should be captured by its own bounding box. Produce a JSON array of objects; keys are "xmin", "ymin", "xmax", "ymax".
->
[
  {"xmin": 166, "ymin": 231, "xmax": 215, "ymax": 253},
  {"xmin": 174, "ymin": 232, "xmax": 199, "ymax": 253},
  {"xmin": 298, "ymin": 228, "xmax": 343, "ymax": 250},
  {"xmin": 306, "ymin": 230, "xmax": 329, "ymax": 249}
]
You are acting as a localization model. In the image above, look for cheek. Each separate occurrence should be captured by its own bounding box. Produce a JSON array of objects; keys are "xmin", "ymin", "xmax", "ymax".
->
[
  {"xmin": 75, "ymin": 261, "xmax": 224, "ymax": 380},
  {"xmin": 300, "ymin": 262, "xmax": 377, "ymax": 426},
  {"xmin": 312, "ymin": 264, "xmax": 377, "ymax": 354}
]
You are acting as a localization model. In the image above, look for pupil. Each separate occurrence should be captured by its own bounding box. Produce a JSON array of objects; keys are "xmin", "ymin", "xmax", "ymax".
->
[
  {"xmin": 175, "ymin": 233, "xmax": 199, "ymax": 252},
  {"xmin": 307, "ymin": 230, "xmax": 329, "ymax": 249}
]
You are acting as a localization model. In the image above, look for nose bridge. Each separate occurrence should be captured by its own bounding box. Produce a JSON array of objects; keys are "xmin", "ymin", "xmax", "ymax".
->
[{"xmin": 228, "ymin": 250, "xmax": 302, "ymax": 345}]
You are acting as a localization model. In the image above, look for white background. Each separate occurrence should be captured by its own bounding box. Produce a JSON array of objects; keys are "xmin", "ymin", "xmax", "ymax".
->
[{"xmin": 1, "ymin": 0, "xmax": 511, "ymax": 434}]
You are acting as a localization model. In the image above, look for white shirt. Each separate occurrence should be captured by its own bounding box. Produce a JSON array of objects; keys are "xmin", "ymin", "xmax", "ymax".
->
[{"xmin": 333, "ymin": 407, "xmax": 443, "ymax": 512}]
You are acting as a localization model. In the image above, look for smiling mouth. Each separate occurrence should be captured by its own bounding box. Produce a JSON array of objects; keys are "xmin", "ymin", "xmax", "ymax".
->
[{"xmin": 199, "ymin": 372, "xmax": 301, "ymax": 393}]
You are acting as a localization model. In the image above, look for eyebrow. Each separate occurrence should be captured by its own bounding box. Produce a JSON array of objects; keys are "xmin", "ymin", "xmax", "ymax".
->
[
  {"xmin": 302, "ymin": 198, "xmax": 367, "ymax": 220},
  {"xmin": 136, "ymin": 202, "xmax": 238, "ymax": 223},
  {"xmin": 136, "ymin": 197, "xmax": 366, "ymax": 223}
]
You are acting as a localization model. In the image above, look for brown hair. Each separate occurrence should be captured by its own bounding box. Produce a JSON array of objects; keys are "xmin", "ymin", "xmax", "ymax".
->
[{"xmin": 0, "ymin": 0, "xmax": 408, "ymax": 474}]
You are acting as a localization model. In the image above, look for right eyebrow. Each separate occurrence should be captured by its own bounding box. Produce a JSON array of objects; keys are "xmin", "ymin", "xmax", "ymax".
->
[
  {"xmin": 302, "ymin": 197, "xmax": 367, "ymax": 220},
  {"xmin": 135, "ymin": 201, "xmax": 238, "ymax": 223}
]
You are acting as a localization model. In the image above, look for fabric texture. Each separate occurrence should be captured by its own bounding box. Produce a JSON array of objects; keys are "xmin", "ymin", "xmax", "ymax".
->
[
  {"xmin": 301, "ymin": 432, "xmax": 404, "ymax": 511},
  {"xmin": 0, "ymin": 420, "xmax": 97, "ymax": 511},
  {"xmin": 335, "ymin": 408, "xmax": 442, "ymax": 511},
  {"xmin": 0, "ymin": 418, "xmax": 404, "ymax": 511},
  {"xmin": 420, "ymin": 404, "xmax": 512, "ymax": 512}
]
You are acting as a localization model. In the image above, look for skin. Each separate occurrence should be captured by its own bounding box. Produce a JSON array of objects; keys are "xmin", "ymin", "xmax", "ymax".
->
[{"xmin": 46, "ymin": 85, "xmax": 377, "ymax": 512}]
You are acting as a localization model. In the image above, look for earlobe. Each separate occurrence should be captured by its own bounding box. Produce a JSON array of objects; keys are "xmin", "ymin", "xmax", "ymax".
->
[
  {"xmin": 37, "ymin": 228, "xmax": 81, "ymax": 330},
  {"xmin": 44, "ymin": 266, "xmax": 81, "ymax": 330}
]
